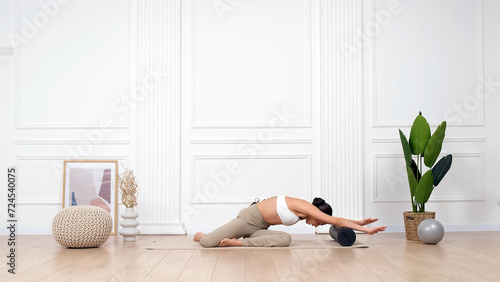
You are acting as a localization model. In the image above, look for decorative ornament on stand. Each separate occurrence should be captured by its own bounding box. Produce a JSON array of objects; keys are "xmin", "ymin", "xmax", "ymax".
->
[{"xmin": 118, "ymin": 167, "xmax": 140, "ymax": 242}]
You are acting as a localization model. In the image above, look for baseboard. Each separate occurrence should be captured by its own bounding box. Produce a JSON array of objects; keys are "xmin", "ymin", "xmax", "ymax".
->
[
  {"xmin": 139, "ymin": 223, "xmax": 186, "ymax": 235},
  {"xmin": 15, "ymin": 227, "xmax": 52, "ymax": 235},
  {"xmin": 315, "ymin": 225, "xmax": 330, "ymax": 234}
]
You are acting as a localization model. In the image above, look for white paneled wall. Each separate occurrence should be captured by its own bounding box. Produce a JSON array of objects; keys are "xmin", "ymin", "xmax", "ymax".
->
[
  {"xmin": 363, "ymin": 0, "xmax": 500, "ymax": 231},
  {"xmin": 191, "ymin": 0, "xmax": 312, "ymax": 128},
  {"xmin": 180, "ymin": 0, "xmax": 322, "ymax": 234},
  {"xmin": 372, "ymin": 0, "xmax": 483, "ymax": 127},
  {"xmin": 16, "ymin": 0, "xmax": 128, "ymax": 129},
  {"xmin": 1, "ymin": 0, "xmax": 499, "ymax": 235},
  {"xmin": 1, "ymin": 0, "xmax": 132, "ymax": 234}
]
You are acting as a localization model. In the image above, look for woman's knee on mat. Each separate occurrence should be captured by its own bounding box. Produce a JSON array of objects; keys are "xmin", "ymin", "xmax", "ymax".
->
[
  {"xmin": 275, "ymin": 232, "xmax": 292, "ymax": 247},
  {"xmin": 244, "ymin": 231, "xmax": 292, "ymax": 247},
  {"xmin": 199, "ymin": 234, "xmax": 221, "ymax": 248}
]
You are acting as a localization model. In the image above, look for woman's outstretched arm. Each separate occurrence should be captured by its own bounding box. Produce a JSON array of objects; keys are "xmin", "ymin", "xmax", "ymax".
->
[
  {"xmin": 294, "ymin": 199, "xmax": 386, "ymax": 234},
  {"xmin": 335, "ymin": 218, "xmax": 386, "ymax": 235},
  {"xmin": 345, "ymin": 217, "xmax": 379, "ymax": 226}
]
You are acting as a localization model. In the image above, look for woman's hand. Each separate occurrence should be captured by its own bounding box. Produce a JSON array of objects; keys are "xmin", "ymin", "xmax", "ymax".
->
[
  {"xmin": 359, "ymin": 217, "xmax": 378, "ymax": 226},
  {"xmin": 366, "ymin": 226, "xmax": 387, "ymax": 235}
]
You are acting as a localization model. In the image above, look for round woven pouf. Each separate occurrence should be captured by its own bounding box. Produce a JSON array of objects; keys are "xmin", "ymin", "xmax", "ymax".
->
[{"xmin": 52, "ymin": 205, "xmax": 113, "ymax": 248}]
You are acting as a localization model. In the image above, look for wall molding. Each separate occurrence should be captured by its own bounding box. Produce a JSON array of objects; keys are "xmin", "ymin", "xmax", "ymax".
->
[
  {"xmin": 372, "ymin": 0, "xmax": 485, "ymax": 128},
  {"xmin": 14, "ymin": 155, "xmax": 129, "ymax": 187},
  {"xmin": 372, "ymin": 153, "xmax": 486, "ymax": 203},
  {"xmin": 13, "ymin": 124, "xmax": 131, "ymax": 130},
  {"xmin": 190, "ymin": 154, "xmax": 312, "ymax": 205},
  {"xmin": 15, "ymin": 155, "xmax": 128, "ymax": 161},
  {"xmin": 16, "ymin": 200, "xmax": 133, "ymax": 206},
  {"xmin": 189, "ymin": 0, "xmax": 313, "ymax": 129},
  {"xmin": 13, "ymin": 0, "xmax": 131, "ymax": 130},
  {"xmin": 14, "ymin": 140, "xmax": 131, "ymax": 146},
  {"xmin": 17, "ymin": 200, "xmax": 61, "ymax": 206},
  {"xmin": 190, "ymin": 122, "xmax": 313, "ymax": 129},
  {"xmin": 13, "ymin": 155, "xmax": 128, "ymax": 225},
  {"xmin": 371, "ymin": 137, "xmax": 487, "ymax": 144},
  {"xmin": 320, "ymin": 0, "xmax": 363, "ymax": 219},
  {"xmin": 136, "ymin": 0, "xmax": 184, "ymax": 234},
  {"xmin": 190, "ymin": 138, "xmax": 313, "ymax": 145}
]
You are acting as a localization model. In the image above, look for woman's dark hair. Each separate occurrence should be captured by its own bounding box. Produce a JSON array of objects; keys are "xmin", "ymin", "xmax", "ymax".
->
[{"xmin": 312, "ymin": 197, "xmax": 332, "ymax": 216}]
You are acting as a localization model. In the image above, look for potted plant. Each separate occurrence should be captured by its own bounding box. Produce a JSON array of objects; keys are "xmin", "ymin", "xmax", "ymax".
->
[{"xmin": 398, "ymin": 112, "xmax": 452, "ymax": 240}]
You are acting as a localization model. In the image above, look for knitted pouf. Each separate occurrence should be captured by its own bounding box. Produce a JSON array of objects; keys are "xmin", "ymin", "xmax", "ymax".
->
[{"xmin": 52, "ymin": 205, "xmax": 113, "ymax": 248}]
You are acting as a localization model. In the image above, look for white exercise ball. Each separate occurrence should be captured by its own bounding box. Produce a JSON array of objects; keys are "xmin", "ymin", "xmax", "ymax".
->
[{"xmin": 417, "ymin": 219, "xmax": 445, "ymax": 244}]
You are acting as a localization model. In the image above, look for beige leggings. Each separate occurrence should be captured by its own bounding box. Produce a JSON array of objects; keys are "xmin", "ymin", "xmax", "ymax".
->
[{"xmin": 199, "ymin": 205, "xmax": 292, "ymax": 247}]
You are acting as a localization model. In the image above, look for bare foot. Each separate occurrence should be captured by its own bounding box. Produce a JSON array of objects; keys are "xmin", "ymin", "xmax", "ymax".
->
[
  {"xmin": 219, "ymin": 238, "xmax": 242, "ymax": 247},
  {"xmin": 193, "ymin": 232, "xmax": 205, "ymax": 242}
]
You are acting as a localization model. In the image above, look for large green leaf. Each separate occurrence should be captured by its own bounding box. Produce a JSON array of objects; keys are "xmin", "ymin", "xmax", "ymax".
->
[
  {"xmin": 410, "ymin": 159, "xmax": 421, "ymax": 182},
  {"xmin": 407, "ymin": 167, "xmax": 418, "ymax": 197},
  {"xmin": 399, "ymin": 129, "xmax": 412, "ymax": 167},
  {"xmin": 424, "ymin": 121, "xmax": 447, "ymax": 168},
  {"xmin": 409, "ymin": 113, "xmax": 431, "ymax": 155},
  {"xmin": 432, "ymin": 154, "xmax": 452, "ymax": 186},
  {"xmin": 415, "ymin": 170, "xmax": 434, "ymax": 204}
]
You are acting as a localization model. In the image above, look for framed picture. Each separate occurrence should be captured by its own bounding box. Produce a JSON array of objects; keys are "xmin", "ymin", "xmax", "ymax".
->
[{"xmin": 63, "ymin": 160, "xmax": 118, "ymax": 234}]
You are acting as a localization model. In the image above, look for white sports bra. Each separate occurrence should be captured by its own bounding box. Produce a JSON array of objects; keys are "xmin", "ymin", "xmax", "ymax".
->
[{"xmin": 276, "ymin": 196, "xmax": 301, "ymax": 226}]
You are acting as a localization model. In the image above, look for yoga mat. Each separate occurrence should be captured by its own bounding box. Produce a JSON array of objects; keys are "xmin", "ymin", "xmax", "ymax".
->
[{"xmin": 146, "ymin": 239, "xmax": 368, "ymax": 250}]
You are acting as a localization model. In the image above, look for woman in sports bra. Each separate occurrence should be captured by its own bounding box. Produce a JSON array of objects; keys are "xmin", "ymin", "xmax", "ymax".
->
[{"xmin": 194, "ymin": 196, "xmax": 386, "ymax": 247}]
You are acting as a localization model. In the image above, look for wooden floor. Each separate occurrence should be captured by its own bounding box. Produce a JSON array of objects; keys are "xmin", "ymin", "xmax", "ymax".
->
[{"xmin": 1, "ymin": 231, "xmax": 499, "ymax": 281}]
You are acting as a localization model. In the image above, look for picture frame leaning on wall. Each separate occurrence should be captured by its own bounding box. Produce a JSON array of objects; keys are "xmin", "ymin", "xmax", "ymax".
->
[{"xmin": 62, "ymin": 160, "xmax": 118, "ymax": 234}]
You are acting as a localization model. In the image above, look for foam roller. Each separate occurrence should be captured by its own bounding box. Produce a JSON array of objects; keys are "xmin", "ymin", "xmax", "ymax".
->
[{"xmin": 329, "ymin": 225, "xmax": 356, "ymax": 246}]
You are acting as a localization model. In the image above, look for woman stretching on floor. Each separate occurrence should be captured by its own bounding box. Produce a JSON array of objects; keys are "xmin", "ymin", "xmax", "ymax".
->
[{"xmin": 193, "ymin": 196, "xmax": 386, "ymax": 247}]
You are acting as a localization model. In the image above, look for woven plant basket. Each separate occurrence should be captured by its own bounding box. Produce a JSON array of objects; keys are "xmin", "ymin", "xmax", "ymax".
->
[{"xmin": 403, "ymin": 211, "xmax": 435, "ymax": 241}]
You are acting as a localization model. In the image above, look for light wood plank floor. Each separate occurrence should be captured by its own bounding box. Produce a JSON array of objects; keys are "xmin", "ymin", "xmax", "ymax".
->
[{"xmin": 2, "ymin": 232, "xmax": 500, "ymax": 281}]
